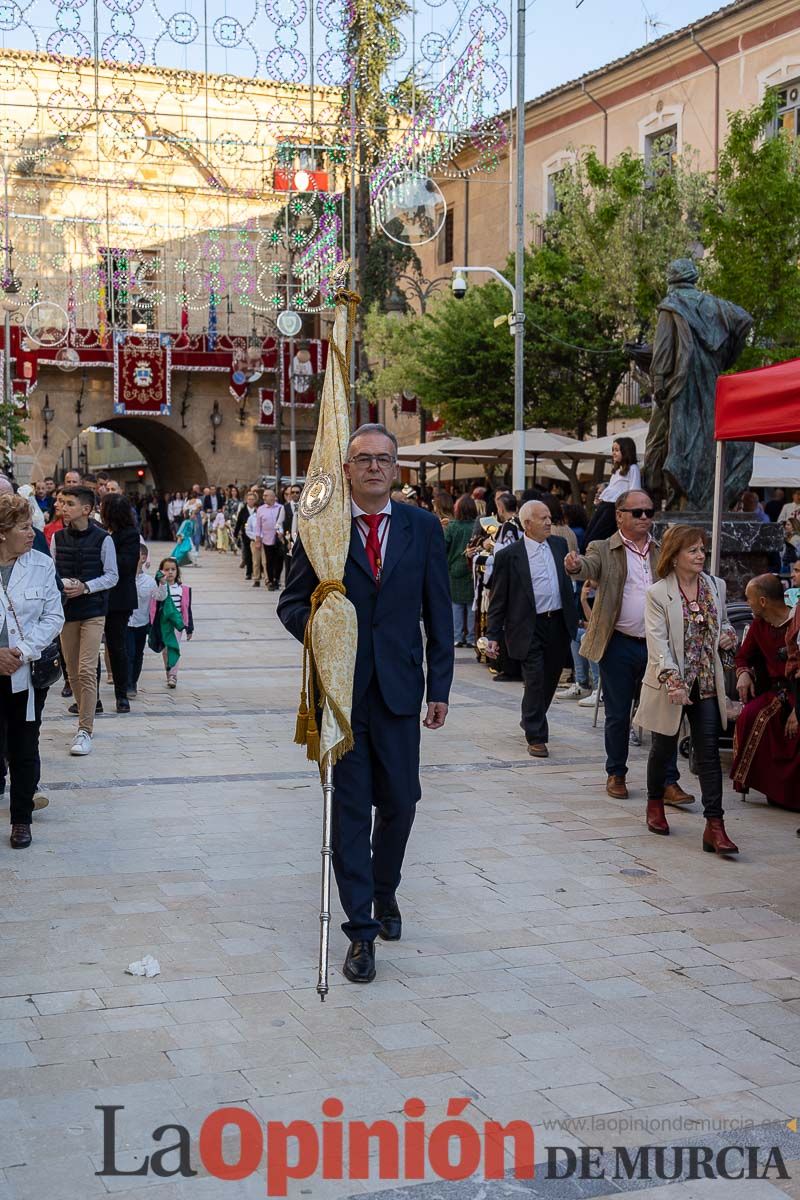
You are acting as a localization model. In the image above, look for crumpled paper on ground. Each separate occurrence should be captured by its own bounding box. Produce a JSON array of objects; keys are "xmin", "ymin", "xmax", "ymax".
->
[{"xmin": 125, "ymin": 954, "xmax": 161, "ymax": 977}]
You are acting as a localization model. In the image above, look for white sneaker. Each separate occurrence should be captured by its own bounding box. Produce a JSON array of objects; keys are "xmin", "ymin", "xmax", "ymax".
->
[
  {"xmin": 578, "ymin": 690, "xmax": 602, "ymax": 709},
  {"xmin": 557, "ymin": 683, "xmax": 589, "ymax": 700},
  {"xmin": 32, "ymin": 791, "xmax": 49, "ymax": 810},
  {"xmin": 70, "ymin": 731, "xmax": 93, "ymax": 756}
]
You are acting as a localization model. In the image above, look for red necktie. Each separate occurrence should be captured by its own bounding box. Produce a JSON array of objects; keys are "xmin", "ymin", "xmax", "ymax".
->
[{"xmin": 362, "ymin": 513, "xmax": 385, "ymax": 580}]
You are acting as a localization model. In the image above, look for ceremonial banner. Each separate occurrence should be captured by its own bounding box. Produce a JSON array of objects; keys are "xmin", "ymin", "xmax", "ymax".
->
[
  {"xmin": 295, "ymin": 292, "xmax": 359, "ymax": 764},
  {"xmin": 113, "ymin": 333, "xmax": 172, "ymax": 415},
  {"xmin": 258, "ymin": 388, "xmax": 277, "ymax": 427}
]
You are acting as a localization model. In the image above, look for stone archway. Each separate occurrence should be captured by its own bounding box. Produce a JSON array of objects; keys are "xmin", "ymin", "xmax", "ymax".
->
[
  {"xmin": 95, "ymin": 417, "xmax": 207, "ymax": 492},
  {"xmin": 20, "ymin": 366, "xmax": 266, "ymax": 487}
]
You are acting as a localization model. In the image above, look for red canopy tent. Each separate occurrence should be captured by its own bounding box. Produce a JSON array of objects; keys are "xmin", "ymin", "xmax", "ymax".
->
[{"xmin": 712, "ymin": 356, "xmax": 800, "ymax": 571}]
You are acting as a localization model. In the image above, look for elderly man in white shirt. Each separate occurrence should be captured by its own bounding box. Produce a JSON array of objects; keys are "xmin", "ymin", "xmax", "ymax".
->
[{"xmin": 486, "ymin": 501, "xmax": 577, "ymax": 758}]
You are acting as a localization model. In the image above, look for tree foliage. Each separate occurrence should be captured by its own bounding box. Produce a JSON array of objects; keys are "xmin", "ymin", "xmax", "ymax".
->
[
  {"xmin": 701, "ymin": 95, "xmax": 800, "ymax": 368},
  {"xmin": 552, "ymin": 145, "xmax": 710, "ymax": 342},
  {"xmin": 364, "ymin": 98, "xmax": 800, "ymax": 441}
]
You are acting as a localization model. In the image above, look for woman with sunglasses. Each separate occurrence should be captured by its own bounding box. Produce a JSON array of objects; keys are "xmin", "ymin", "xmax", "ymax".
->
[{"xmin": 635, "ymin": 525, "xmax": 740, "ymax": 854}]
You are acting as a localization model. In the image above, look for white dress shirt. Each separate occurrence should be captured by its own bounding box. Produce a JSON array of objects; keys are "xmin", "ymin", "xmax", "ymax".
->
[
  {"xmin": 600, "ymin": 463, "xmax": 642, "ymax": 503},
  {"xmin": 615, "ymin": 534, "xmax": 653, "ymax": 638},
  {"xmin": 351, "ymin": 498, "xmax": 392, "ymax": 559},
  {"xmin": 524, "ymin": 535, "xmax": 561, "ymax": 613}
]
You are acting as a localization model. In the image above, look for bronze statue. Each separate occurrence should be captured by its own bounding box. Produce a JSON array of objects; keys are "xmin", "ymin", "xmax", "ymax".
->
[{"xmin": 643, "ymin": 259, "xmax": 753, "ymax": 511}]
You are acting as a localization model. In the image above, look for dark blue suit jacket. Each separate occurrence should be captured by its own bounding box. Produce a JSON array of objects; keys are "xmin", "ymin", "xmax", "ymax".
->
[{"xmin": 278, "ymin": 500, "xmax": 454, "ymax": 716}]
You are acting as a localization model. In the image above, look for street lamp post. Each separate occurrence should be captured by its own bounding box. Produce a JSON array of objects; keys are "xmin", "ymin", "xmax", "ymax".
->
[{"xmin": 451, "ymin": 264, "xmax": 525, "ymax": 489}]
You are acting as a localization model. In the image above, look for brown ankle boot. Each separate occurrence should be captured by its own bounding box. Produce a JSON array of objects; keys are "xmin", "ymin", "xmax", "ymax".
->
[
  {"xmin": 702, "ymin": 817, "xmax": 739, "ymax": 854},
  {"xmin": 646, "ymin": 799, "xmax": 669, "ymax": 835}
]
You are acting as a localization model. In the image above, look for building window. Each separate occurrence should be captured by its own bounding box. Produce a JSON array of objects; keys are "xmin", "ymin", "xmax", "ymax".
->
[
  {"xmin": 437, "ymin": 208, "xmax": 454, "ymax": 265},
  {"xmin": 546, "ymin": 169, "xmax": 567, "ymax": 214},
  {"xmin": 775, "ymin": 80, "xmax": 800, "ymax": 137},
  {"xmin": 645, "ymin": 125, "xmax": 678, "ymax": 173}
]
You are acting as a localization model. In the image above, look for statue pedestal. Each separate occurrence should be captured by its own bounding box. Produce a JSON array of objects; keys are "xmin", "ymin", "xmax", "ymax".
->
[{"xmin": 653, "ymin": 512, "xmax": 783, "ymax": 601}]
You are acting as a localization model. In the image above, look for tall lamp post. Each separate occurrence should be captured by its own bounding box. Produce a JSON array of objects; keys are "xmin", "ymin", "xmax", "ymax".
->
[
  {"xmin": 451, "ymin": 265, "xmax": 524, "ymax": 489},
  {"xmin": 0, "ymin": 165, "xmax": 20, "ymax": 477}
]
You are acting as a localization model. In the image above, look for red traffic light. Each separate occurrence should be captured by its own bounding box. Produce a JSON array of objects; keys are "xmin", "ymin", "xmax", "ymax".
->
[{"xmin": 136, "ymin": 468, "xmax": 145, "ymax": 478}]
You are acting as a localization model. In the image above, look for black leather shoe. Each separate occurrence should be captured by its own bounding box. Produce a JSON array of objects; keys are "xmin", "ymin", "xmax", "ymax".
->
[
  {"xmin": 375, "ymin": 896, "xmax": 402, "ymax": 941},
  {"xmin": 61, "ymin": 683, "xmax": 72, "ymax": 698},
  {"xmin": 343, "ymin": 940, "xmax": 376, "ymax": 983},
  {"xmin": 70, "ymin": 699, "xmax": 103, "ymax": 715},
  {"xmin": 116, "ymin": 698, "xmax": 130, "ymax": 713},
  {"xmin": 10, "ymin": 823, "xmax": 31, "ymax": 848}
]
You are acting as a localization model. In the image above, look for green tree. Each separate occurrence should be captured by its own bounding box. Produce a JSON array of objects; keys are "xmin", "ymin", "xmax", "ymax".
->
[
  {"xmin": 701, "ymin": 95, "xmax": 800, "ymax": 368},
  {"xmin": 551, "ymin": 145, "xmax": 710, "ymax": 342}
]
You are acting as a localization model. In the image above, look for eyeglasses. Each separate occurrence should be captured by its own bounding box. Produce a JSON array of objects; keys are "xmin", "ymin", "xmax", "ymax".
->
[
  {"xmin": 348, "ymin": 454, "xmax": 397, "ymax": 469},
  {"xmin": 620, "ymin": 507, "xmax": 655, "ymax": 519}
]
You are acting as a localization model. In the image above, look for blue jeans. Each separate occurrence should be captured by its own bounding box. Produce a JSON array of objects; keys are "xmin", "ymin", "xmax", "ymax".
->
[
  {"xmin": 452, "ymin": 602, "xmax": 475, "ymax": 645},
  {"xmin": 599, "ymin": 631, "xmax": 678, "ymax": 783},
  {"xmin": 573, "ymin": 627, "xmax": 599, "ymax": 689}
]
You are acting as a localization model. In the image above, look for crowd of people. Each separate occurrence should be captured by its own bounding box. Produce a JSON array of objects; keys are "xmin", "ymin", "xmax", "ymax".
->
[
  {"xmin": 7, "ymin": 433, "xmax": 799, "ymax": 868},
  {"xmin": 413, "ymin": 437, "xmax": 800, "ymax": 859}
]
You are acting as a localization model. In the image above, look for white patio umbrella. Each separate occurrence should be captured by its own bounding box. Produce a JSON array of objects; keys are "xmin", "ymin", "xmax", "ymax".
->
[
  {"xmin": 438, "ymin": 428, "xmax": 582, "ymax": 462},
  {"xmin": 395, "ymin": 437, "xmax": 471, "ymax": 462}
]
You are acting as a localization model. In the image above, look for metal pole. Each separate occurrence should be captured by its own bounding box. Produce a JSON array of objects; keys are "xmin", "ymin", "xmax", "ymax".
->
[
  {"xmin": 348, "ymin": 75, "xmax": 357, "ymax": 431},
  {"xmin": 710, "ymin": 441, "xmax": 726, "ymax": 576},
  {"xmin": 3, "ymin": 167, "xmax": 12, "ymax": 476},
  {"xmin": 289, "ymin": 336, "xmax": 297, "ymax": 484},
  {"xmin": 512, "ymin": 0, "xmax": 526, "ymax": 494},
  {"xmin": 316, "ymin": 754, "xmax": 334, "ymax": 1000}
]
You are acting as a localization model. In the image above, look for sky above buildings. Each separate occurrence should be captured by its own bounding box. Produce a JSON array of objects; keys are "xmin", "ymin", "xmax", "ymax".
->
[{"xmin": 527, "ymin": 0, "xmax": 731, "ymax": 98}]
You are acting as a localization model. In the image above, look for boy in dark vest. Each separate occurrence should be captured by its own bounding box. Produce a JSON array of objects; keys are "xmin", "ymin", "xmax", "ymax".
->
[{"xmin": 52, "ymin": 487, "xmax": 119, "ymax": 756}]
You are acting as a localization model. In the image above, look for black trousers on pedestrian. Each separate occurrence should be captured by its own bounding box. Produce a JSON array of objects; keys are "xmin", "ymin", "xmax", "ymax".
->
[
  {"xmin": 0, "ymin": 678, "xmax": 45, "ymax": 824},
  {"xmin": 584, "ymin": 500, "xmax": 617, "ymax": 545},
  {"xmin": 332, "ymin": 676, "xmax": 421, "ymax": 943},
  {"xmin": 647, "ymin": 685, "xmax": 724, "ymax": 818},
  {"xmin": 264, "ymin": 543, "xmax": 283, "ymax": 586},
  {"xmin": 125, "ymin": 625, "xmax": 150, "ymax": 691},
  {"xmin": 520, "ymin": 612, "xmax": 571, "ymax": 745},
  {"xmin": 495, "ymin": 634, "xmax": 522, "ymax": 680},
  {"xmin": 241, "ymin": 533, "xmax": 253, "ymax": 578},
  {"xmin": 105, "ymin": 610, "xmax": 133, "ymax": 701}
]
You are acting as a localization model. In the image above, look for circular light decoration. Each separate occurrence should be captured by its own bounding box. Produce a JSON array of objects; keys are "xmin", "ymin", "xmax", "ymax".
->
[
  {"xmin": 23, "ymin": 301, "xmax": 69, "ymax": 347},
  {"xmin": 277, "ymin": 310, "xmax": 302, "ymax": 337},
  {"xmin": 55, "ymin": 346, "xmax": 81, "ymax": 372},
  {"xmin": 375, "ymin": 173, "xmax": 447, "ymax": 247}
]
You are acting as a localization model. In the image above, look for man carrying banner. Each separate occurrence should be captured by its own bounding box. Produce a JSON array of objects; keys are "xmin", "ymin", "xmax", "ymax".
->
[{"xmin": 279, "ymin": 421, "xmax": 453, "ymax": 984}]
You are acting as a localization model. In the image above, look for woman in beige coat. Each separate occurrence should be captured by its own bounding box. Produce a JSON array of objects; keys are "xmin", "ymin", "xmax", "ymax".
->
[{"xmin": 635, "ymin": 525, "xmax": 740, "ymax": 854}]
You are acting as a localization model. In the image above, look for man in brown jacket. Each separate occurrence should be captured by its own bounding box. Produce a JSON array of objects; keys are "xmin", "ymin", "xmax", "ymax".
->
[{"xmin": 564, "ymin": 490, "xmax": 693, "ymax": 804}]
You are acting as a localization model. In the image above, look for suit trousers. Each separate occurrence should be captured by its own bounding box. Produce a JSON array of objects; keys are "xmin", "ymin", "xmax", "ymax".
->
[
  {"xmin": 520, "ymin": 612, "xmax": 570, "ymax": 745},
  {"xmin": 332, "ymin": 675, "xmax": 422, "ymax": 943}
]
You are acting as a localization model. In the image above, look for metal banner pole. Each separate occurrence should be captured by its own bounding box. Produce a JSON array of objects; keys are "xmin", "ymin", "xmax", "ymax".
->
[
  {"xmin": 316, "ymin": 753, "xmax": 334, "ymax": 1000},
  {"xmin": 710, "ymin": 441, "xmax": 726, "ymax": 576},
  {"xmin": 512, "ymin": 0, "xmax": 526, "ymax": 494}
]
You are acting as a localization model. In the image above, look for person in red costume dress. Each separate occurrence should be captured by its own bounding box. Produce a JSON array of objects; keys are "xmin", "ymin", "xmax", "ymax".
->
[{"xmin": 731, "ymin": 574, "xmax": 800, "ymax": 810}]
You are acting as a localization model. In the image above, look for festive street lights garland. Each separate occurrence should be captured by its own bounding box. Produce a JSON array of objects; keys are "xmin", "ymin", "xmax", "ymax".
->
[{"xmin": 0, "ymin": 0, "xmax": 511, "ymax": 316}]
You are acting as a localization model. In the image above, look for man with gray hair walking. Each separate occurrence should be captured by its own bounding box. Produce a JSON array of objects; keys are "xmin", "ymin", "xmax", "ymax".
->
[{"xmin": 486, "ymin": 500, "xmax": 576, "ymax": 758}]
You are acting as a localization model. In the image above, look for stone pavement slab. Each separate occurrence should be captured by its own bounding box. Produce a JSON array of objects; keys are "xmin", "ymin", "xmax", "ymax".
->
[{"xmin": 1, "ymin": 547, "xmax": 800, "ymax": 1198}]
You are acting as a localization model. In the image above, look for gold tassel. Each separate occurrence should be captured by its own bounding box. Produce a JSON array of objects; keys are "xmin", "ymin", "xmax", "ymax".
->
[
  {"xmin": 305, "ymin": 707, "xmax": 320, "ymax": 762},
  {"xmin": 294, "ymin": 688, "xmax": 309, "ymax": 746}
]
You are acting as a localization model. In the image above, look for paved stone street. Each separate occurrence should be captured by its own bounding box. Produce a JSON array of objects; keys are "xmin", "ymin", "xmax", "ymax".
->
[{"xmin": 2, "ymin": 547, "xmax": 800, "ymax": 1199}]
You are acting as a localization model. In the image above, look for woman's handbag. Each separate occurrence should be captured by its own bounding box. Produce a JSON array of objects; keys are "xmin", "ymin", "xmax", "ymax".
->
[
  {"xmin": 0, "ymin": 579, "xmax": 62, "ymax": 689},
  {"xmin": 30, "ymin": 638, "xmax": 63, "ymax": 690}
]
